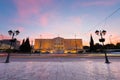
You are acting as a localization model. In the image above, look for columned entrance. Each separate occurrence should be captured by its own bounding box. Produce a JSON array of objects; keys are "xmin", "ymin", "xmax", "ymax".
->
[{"xmin": 53, "ymin": 37, "xmax": 64, "ymax": 54}]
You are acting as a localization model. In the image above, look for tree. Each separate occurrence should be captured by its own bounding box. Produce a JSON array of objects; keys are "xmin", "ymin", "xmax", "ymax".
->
[
  {"xmin": 104, "ymin": 44, "xmax": 115, "ymax": 49},
  {"xmin": 19, "ymin": 38, "xmax": 31, "ymax": 53},
  {"xmin": 83, "ymin": 46, "xmax": 90, "ymax": 52},
  {"xmin": 19, "ymin": 39, "xmax": 25, "ymax": 52},
  {"xmin": 24, "ymin": 38, "xmax": 31, "ymax": 52},
  {"xmin": 89, "ymin": 34, "xmax": 95, "ymax": 52},
  {"xmin": 94, "ymin": 43, "xmax": 103, "ymax": 52},
  {"xmin": 116, "ymin": 43, "xmax": 120, "ymax": 49},
  {"xmin": 83, "ymin": 46, "xmax": 89, "ymax": 49}
]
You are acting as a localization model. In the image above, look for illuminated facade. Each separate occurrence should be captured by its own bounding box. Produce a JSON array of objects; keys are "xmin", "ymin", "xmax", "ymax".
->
[{"xmin": 34, "ymin": 37, "xmax": 83, "ymax": 53}]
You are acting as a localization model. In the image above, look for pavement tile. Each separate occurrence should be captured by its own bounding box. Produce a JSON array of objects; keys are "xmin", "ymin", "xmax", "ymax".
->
[{"xmin": 0, "ymin": 58, "xmax": 120, "ymax": 80}]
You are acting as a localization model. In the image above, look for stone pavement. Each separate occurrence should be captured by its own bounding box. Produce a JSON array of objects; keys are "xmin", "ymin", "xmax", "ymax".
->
[{"xmin": 0, "ymin": 58, "xmax": 120, "ymax": 80}]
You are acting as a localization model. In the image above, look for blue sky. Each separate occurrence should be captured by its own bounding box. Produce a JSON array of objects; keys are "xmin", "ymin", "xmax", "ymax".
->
[{"xmin": 0, "ymin": 0, "xmax": 120, "ymax": 45}]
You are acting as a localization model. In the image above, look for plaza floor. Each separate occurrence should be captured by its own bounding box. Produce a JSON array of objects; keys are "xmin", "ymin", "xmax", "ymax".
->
[{"xmin": 0, "ymin": 57, "xmax": 120, "ymax": 80}]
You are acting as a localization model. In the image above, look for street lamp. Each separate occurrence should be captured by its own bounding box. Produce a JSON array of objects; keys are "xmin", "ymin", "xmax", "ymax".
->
[
  {"xmin": 95, "ymin": 30, "xmax": 110, "ymax": 64},
  {"xmin": 5, "ymin": 30, "xmax": 20, "ymax": 63}
]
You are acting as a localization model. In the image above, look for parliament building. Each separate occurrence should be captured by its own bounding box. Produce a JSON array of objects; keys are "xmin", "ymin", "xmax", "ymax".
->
[{"xmin": 34, "ymin": 37, "xmax": 83, "ymax": 53}]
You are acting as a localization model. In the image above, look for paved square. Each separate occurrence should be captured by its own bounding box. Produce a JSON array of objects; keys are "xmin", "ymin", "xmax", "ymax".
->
[{"xmin": 0, "ymin": 58, "xmax": 120, "ymax": 80}]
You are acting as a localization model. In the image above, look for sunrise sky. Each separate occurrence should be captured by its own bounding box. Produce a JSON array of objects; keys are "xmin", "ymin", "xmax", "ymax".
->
[{"xmin": 0, "ymin": 0, "xmax": 120, "ymax": 45}]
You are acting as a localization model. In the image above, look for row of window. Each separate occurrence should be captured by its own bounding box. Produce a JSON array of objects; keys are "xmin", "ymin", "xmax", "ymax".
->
[{"xmin": 54, "ymin": 43, "xmax": 64, "ymax": 45}]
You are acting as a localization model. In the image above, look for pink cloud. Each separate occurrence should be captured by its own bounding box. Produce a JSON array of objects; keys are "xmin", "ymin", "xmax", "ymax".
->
[
  {"xmin": 39, "ymin": 33, "xmax": 56, "ymax": 39},
  {"xmin": 13, "ymin": 0, "xmax": 53, "ymax": 17},
  {"xmin": 13, "ymin": 0, "xmax": 54, "ymax": 26},
  {"xmin": 37, "ymin": 12, "xmax": 57, "ymax": 27},
  {"xmin": 39, "ymin": 14, "xmax": 49, "ymax": 27},
  {"xmin": 13, "ymin": 0, "xmax": 39, "ymax": 18}
]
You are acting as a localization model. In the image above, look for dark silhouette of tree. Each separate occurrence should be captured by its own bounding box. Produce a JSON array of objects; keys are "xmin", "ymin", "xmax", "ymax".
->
[
  {"xmin": 19, "ymin": 38, "xmax": 31, "ymax": 53},
  {"xmin": 104, "ymin": 44, "xmax": 115, "ymax": 49},
  {"xmin": 83, "ymin": 46, "xmax": 89, "ymax": 49},
  {"xmin": 83, "ymin": 46, "xmax": 90, "ymax": 52},
  {"xmin": 24, "ymin": 38, "xmax": 31, "ymax": 52},
  {"xmin": 116, "ymin": 43, "xmax": 120, "ymax": 49},
  {"xmin": 89, "ymin": 34, "xmax": 95, "ymax": 52},
  {"xmin": 94, "ymin": 43, "xmax": 103, "ymax": 52},
  {"xmin": 19, "ymin": 39, "xmax": 25, "ymax": 52}
]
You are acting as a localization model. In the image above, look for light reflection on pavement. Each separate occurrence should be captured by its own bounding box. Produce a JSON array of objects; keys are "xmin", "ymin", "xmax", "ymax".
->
[{"xmin": 0, "ymin": 57, "xmax": 120, "ymax": 80}]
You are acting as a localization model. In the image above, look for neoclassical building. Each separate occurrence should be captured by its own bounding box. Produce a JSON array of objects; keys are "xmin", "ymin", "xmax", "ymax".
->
[{"xmin": 34, "ymin": 37, "xmax": 83, "ymax": 53}]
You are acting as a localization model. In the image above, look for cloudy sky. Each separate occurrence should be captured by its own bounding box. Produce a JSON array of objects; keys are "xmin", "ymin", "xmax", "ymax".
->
[{"xmin": 0, "ymin": 0, "xmax": 120, "ymax": 45}]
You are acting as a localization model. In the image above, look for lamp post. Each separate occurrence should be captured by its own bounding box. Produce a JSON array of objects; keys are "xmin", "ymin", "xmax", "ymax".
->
[
  {"xmin": 5, "ymin": 30, "xmax": 20, "ymax": 63},
  {"xmin": 95, "ymin": 30, "xmax": 110, "ymax": 63}
]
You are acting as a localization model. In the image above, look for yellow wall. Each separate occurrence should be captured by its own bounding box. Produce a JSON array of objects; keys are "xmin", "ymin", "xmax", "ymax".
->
[{"xmin": 34, "ymin": 37, "xmax": 83, "ymax": 53}]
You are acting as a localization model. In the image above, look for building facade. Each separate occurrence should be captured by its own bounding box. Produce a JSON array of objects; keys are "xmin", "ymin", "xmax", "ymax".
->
[
  {"xmin": 34, "ymin": 37, "xmax": 83, "ymax": 53},
  {"xmin": 0, "ymin": 39, "xmax": 20, "ymax": 50}
]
